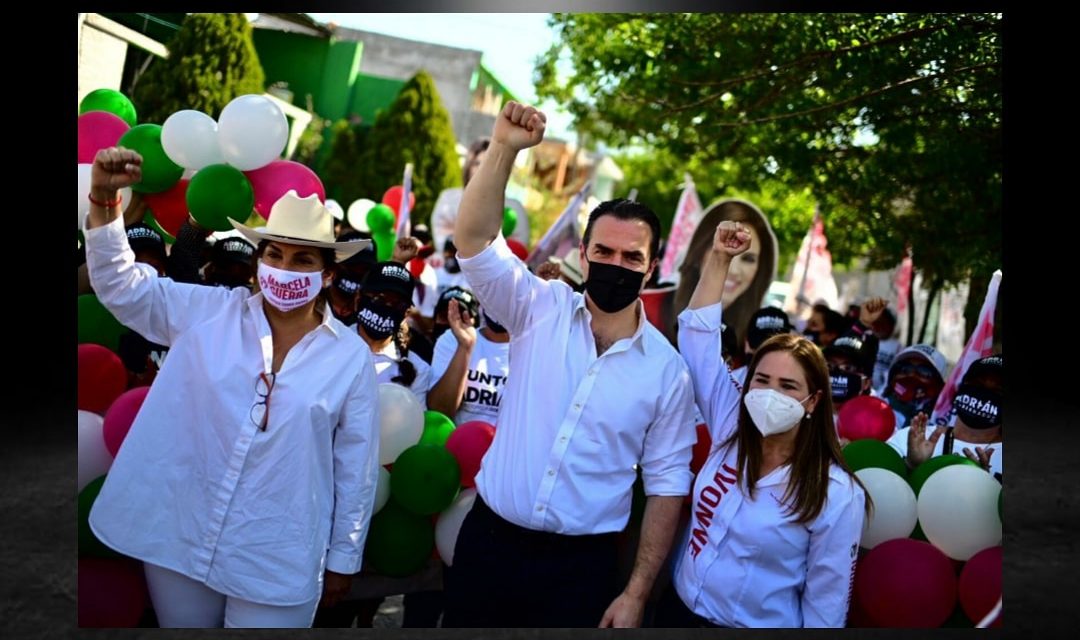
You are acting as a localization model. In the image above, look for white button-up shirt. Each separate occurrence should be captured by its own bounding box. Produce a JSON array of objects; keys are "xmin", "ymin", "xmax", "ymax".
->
[
  {"xmin": 675, "ymin": 303, "xmax": 865, "ymax": 627},
  {"xmin": 457, "ymin": 236, "xmax": 697, "ymax": 535},
  {"xmin": 85, "ymin": 216, "xmax": 381, "ymax": 606}
]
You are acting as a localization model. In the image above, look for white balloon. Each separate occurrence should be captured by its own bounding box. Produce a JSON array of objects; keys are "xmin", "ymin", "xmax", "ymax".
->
[
  {"xmin": 855, "ymin": 467, "xmax": 917, "ymax": 549},
  {"xmin": 373, "ymin": 466, "xmax": 392, "ymax": 515},
  {"xmin": 918, "ymin": 464, "xmax": 1003, "ymax": 560},
  {"xmin": 377, "ymin": 383, "xmax": 424, "ymax": 465},
  {"xmin": 78, "ymin": 410, "xmax": 113, "ymax": 492},
  {"xmin": 161, "ymin": 110, "xmax": 224, "ymax": 170},
  {"xmin": 435, "ymin": 488, "xmax": 477, "ymax": 566},
  {"xmin": 78, "ymin": 164, "xmax": 130, "ymax": 230},
  {"xmin": 325, "ymin": 199, "xmax": 345, "ymax": 221},
  {"xmin": 217, "ymin": 94, "xmax": 288, "ymax": 171},
  {"xmin": 346, "ymin": 198, "xmax": 376, "ymax": 232}
]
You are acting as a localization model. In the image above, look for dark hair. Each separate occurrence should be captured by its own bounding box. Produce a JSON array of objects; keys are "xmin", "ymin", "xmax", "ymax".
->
[
  {"xmin": 822, "ymin": 308, "xmax": 849, "ymax": 336},
  {"xmin": 390, "ymin": 319, "xmax": 417, "ymax": 387},
  {"xmin": 252, "ymin": 240, "xmax": 336, "ymax": 307},
  {"xmin": 724, "ymin": 333, "xmax": 872, "ymax": 523},
  {"xmin": 674, "ymin": 199, "xmax": 777, "ymax": 349},
  {"xmin": 581, "ymin": 199, "xmax": 661, "ymax": 263}
]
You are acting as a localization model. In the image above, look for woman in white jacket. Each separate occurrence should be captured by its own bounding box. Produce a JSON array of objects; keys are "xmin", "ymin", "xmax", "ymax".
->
[
  {"xmin": 659, "ymin": 220, "xmax": 870, "ymax": 628},
  {"xmin": 84, "ymin": 147, "xmax": 381, "ymax": 628}
]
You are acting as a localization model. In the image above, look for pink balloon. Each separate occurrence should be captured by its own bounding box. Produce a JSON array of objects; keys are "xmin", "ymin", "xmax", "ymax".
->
[
  {"xmin": 959, "ymin": 546, "xmax": 1002, "ymax": 627},
  {"xmin": 244, "ymin": 160, "xmax": 326, "ymax": 218},
  {"xmin": 838, "ymin": 395, "xmax": 897, "ymax": 442},
  {"xmin": 855, "ymin": 538, "xmax": 957, "ymax": 627},
  {"xmin": 78, "ymin": 111, "xmax": 131, "ymax": 164},
  {"xmin": 445, "ymin": 421, "xmax": 495, "ymax": 488},
  {"xmin": 78, "ymin": 557, "xmax": 148, "ymax": 627},
  {"xmin": 102, "ymin": 387, "xmax": 151, "ymax": 457}
]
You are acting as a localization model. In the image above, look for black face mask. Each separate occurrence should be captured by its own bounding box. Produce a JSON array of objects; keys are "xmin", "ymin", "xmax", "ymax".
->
[
  {"xmin": 954, "ymin": 383, "xmax": 1002, "ymax": 429},
  {"xmin": 829, "ymin": 368, "xmax": 864, "ymax": 404},
  {"xmin": 356, "ymin": 297, "xmax": 405, "ymax": 341},
  {"xmin": 584, "ymin": 260, "xmax": 645, "ymax": 314},
  {"xmin": 483, "ymin": 311, "xmax": 507, "ymax": 334},
  {"xmin": 444, "ymin": 257, "xmax": 460, "ymax": 274}
]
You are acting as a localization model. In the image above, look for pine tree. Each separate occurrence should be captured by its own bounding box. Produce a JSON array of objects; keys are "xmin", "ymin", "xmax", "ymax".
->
[
  {"xmin": 357, "ymin": 71, "xmax": 463, "ymax": 225},
  {"xmin": 133, "ymin": 13, "xmax": 266, "ymax": 123}
]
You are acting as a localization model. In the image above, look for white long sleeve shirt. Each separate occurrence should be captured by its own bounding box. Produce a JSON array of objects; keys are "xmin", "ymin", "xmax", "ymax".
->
[
  {"xmin": 457, "ymin": 235, "xmax": 697, "ymax": 535},
  {"xmin": 675, "ymin": 303, "xmax": 865, "ymax": 627},
  {"xmin": 84, "ymin": 215, "xmax": 381, "ymax": 606}
]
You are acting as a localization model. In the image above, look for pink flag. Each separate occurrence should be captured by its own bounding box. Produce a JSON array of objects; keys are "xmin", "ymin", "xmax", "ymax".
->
[
  {"xmin": 784, "ymin": 209, "xmax": 839, "ymax": 315},
  {"xmin": 395, "ymin": 163, "xmax": 413, "ymax": 240},
  {"xmin": 658, "ymin": 174, "xmax": 703, "ymax": 282},
  {"xmin": 526, "ymin": 181, "xmax": 591, "ymax": 271},
  {"xmin": 894, "ymin": 252, "xmax": 914, "ymax": 315},
  {"xmin": 930, "ymin": 270, "xmax": 1001, "ymax": 425}
]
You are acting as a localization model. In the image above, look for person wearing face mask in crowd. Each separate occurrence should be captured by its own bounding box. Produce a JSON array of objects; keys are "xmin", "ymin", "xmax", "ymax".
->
[
  {"xmin": 444, "ymin": 102, "xmax": 699, "ymax": 628},
  {"xmin": 881, "ymin": 343, "xmax": 949, "ymax": 429},
  {"xmin": 327, "ymin": 270, "xmax": 362, "ymax": 327},
  {"xmin": 431, "ymin": 286, "xmax": 481, "ymax": 345},
  {"xmin": 354, "ymin": 261, "xmax": 433, "ymax": 406},
  {"xmin": 887, "ymin": 355, "xmax": 1003, "ymax": 479},
  {"xmin": 204, "ymin": 237, "xmax": 256, "ymax": 289},
  {"xmin": 824, "ymin": 297, "xmax": 887, "ymax": 419},
  {"xmin": 83, "ymin": 147, "xmax": 380, "ymax": 629},
  {"xmin": 660, "ymin": 220, "xmax": 868, "ymax": 628},
  {"xmin": 434, "ymin": 237, "xmax": 469, "ymax": 298}
]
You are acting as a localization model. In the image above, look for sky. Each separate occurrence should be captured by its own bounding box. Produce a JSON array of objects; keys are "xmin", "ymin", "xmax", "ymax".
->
[{"xmin": 303, "ymin": 13, "xmax": 577, "ymax": 141}]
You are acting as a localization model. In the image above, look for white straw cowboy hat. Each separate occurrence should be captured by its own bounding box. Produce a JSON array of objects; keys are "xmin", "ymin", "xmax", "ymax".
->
[
  {"xmin": 229, "ymin": 190, "xmax": 371, "ymax": 262},
  {"xmin": 547, "ymin": 247, "xmax": 584, "ymax": 285}
]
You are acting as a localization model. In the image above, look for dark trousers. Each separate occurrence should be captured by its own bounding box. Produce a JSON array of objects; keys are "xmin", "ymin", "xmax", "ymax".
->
[
  {"xmin": 442, "ymin": 496, "xmax": 619, "ymax": 628},
  {"xmin": 652, "ymin": 582, "xmax": 722, "ymax": 628}
]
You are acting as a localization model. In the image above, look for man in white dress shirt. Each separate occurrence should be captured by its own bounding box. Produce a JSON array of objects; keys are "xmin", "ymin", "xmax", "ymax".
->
[{"xmin": 442, "ymin": 101, "xmax": 698, "ymax": 628}]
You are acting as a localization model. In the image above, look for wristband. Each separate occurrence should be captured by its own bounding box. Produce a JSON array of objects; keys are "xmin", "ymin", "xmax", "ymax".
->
[{"xmin": 88, "ymin": 193, "xmax": 122, "ymax": 208}]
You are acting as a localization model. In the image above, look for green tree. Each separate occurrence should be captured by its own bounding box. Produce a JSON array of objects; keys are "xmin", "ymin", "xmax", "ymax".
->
[
  {"xmin": 537, "ymin": 13, "xmax": 1001, "ymax": 331},
  {"xmin": 321, "ymin": 119, "xmax": 374, "ymax": 205},
  {"xmin": 133, "ymin": 13, "xmax": 266, "ymax": 123},
  {"xmin": 357, "ymin": 71, "xmax": 463, "ymax": 226}
]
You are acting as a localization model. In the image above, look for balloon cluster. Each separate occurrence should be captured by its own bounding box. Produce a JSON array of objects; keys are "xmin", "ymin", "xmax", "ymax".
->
[
  {"xmin": 368, "ymin": 383, "xmax": 495, "ymax": 576},
  {"xmin": 841, "ymin": 438, "xmax": 1002, "ymax": 627},
  {"xmin": 78, "ymin": 89, "xmax": 326, "ymax": 237}
]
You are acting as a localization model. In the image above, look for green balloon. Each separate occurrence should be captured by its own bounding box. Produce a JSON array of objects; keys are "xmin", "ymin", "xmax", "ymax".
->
[
  {"xmin": 79, "ymin": 476, "xmax": 120, "ymax": 558},
  {"xmin": 80, "ymin": 89, "xmax": 137, "ymax": 127},
  {"xmin": 143, "ymin": 210, "xmax": 176, "ymax": 244},
  {"xmin": 186, "ymin": 164, "xmax": 255, "ymax": 231},
  {"xmin": 78, "ymin": 294, "xmax": 128, "ymax": 354},
  {"xmin": 364, "ymin": 501, "xmax": 435, "ymax": 577},
  {"xmin": 117, "ymin": 124, "xmax": 183, "ymax": 194},
  {"xmin": 367, "ymin": 204, "xmax": 396, "ymax": 233},
  {"xmin": 374, "ymin": 230, "xmax": 396, "ymax": 262},
  {"xmin": 390, "ymin": 445, "xmax": 461, "ymax": 515},
  {"xmin": 842, "ymin": 439, "xmax": 908, "ymax": 478},
  {"xmin": 911, "ymin": 521, "xmax": 928, "ymax": 541},
  {"xmin": 908, "ymin": 454, "xmax": 979, "ymax": 497},
  {"xmin": 419, "ymin": 411, "xmax": 456, "ymax": 447},
  {"xmin": 502, "ymin": 206, "xmax": 518, "ymax": 237}
]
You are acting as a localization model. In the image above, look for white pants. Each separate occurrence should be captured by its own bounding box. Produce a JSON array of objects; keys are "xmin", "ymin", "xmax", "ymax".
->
[{"xmin": 143, "ymin": 563, "xmax": 320, "ymax": 628}]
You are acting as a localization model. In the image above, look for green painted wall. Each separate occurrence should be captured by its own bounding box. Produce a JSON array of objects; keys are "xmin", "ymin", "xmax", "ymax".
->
[
  {"xmin": 251, "ymin": 29, "xmax": 328, "ymax": 112},
  {"xmin": 350, "ymin": 74, "xmax": 407, "ymax": 125},
  {"xmin": 318, "ymin": 39, "xmax": 363, "ymax": 122}
]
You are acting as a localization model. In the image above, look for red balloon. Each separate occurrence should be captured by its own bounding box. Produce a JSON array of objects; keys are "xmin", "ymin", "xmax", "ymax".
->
[
  {"xmin": 78, "ymin": 111, "xmax": 130, "ymax": 164},
  {"xmin": 506, "ymin": 239, "xmax": 529, "ymax": 262},
  {"xmin": 245, "ymin": 160, "xmax": 326, "ymax": 218},
  {"xmin": 445, "ymin": 421, "xmax": 495, "ymax": 488},
  {"xmin": 381, "ymin": 185, "xmax": 415, "ymax": 217},
  {"xmin": 102, "ymin": 387, "xmax": 151, "ymax": 457},
  {"xmin": 690, "ymin": 423, "xmax": 711, "ymax": 475},
  {"xmin": 959, "ymin": 546, "xmax": 1002, "ymax": 627},
  {"xmin": 142, "ymin": 179, "xmax": 191, "ymax": 237},
  {"xmin": 838, "ymin": 395, "xmax": 897, "ymax": 442},
  {"xmin": 78, "ymin": 344, "xmax": 128, "ymax": 416},
  {"xmin": 407, "ymin": 257, "xmax": 426, "ymax": 280},
  {"xmin": 78, "ymin": 557, "xmax": 148, "ymax": 627},
  {"xmin": 855, "ymin": 538, "xmax": 957, "ymax": 627}
]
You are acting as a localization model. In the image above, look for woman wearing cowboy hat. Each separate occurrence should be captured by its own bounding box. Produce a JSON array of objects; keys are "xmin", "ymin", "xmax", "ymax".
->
[{"xmin": 83, "ymin": 147, "xmax": 381, "ymax": 628}]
